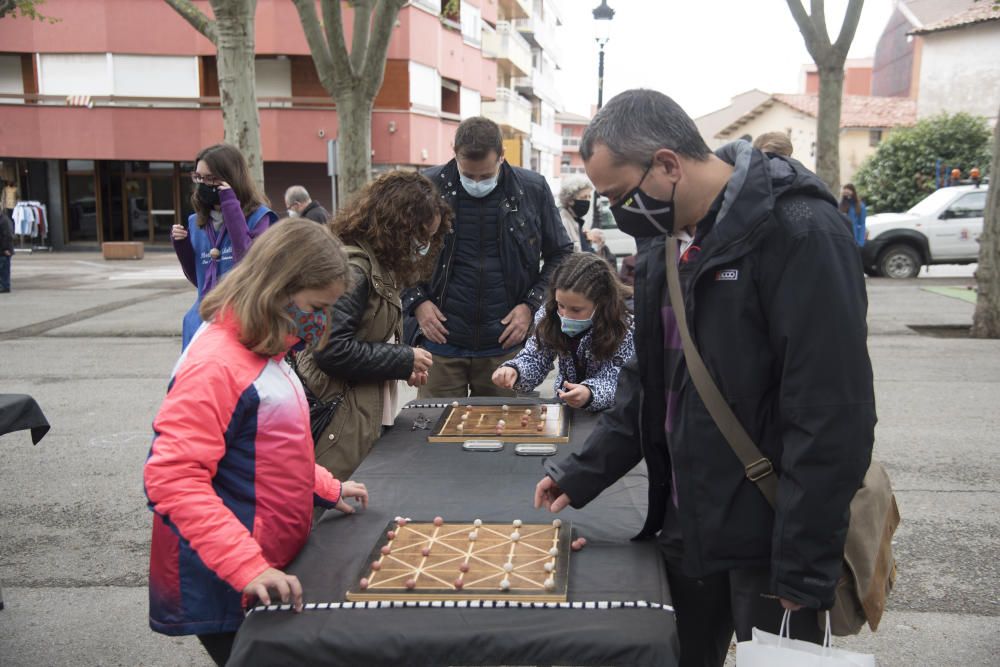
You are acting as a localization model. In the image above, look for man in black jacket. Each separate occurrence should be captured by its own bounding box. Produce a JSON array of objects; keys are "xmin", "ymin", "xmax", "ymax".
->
[
  {"xmin": 0, "ymin": 209, "xmax": 13, "ymax": 293},
  {"xmin": 403, "ymin": 117, "xmax": 572, "ymax": 397},
  {"xmin": 534, "ymin": 90, "xmax": 875, "ymax": 666},
  {"xmin": 284, "ymin": 185, "xmax": 330, "ymax": 224}
]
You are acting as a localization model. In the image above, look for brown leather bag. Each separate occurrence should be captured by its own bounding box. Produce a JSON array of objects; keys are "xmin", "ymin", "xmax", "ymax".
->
[{"xmin": 664, "ymin": 238, "xmax": 899, "ymax": 635}]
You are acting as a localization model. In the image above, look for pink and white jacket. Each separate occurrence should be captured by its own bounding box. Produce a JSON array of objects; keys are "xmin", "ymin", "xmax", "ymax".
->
[{"xmin": 144, "ymin": 314, "xmax": 342, "ymax": 636}]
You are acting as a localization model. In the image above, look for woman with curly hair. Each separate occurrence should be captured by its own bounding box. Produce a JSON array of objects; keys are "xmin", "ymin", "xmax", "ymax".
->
[
  {"xmin": 294, "ymin": 171, "xmax": 452, "ymax": 482},
  {"xmin": 492, "ymin": 252, "xmax": 634, "ymax": 412},
  {"xmin": 558, "ymin": 176, "xmax": 594, "ymax": 252}
]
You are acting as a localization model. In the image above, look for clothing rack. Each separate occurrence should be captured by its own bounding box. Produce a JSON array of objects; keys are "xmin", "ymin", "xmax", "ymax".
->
[{"xmin": 12, "ymin": 200, "xmax": 50, "ymax": 252}]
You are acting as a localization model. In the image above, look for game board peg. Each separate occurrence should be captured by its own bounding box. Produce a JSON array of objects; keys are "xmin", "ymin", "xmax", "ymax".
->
[
  {"xmin": 510, "ymin": 531, "xmax": 521, "ymax": 542},
  {"xmin": 552, "ymin": 518, "xmax": 562, "ymax": 528},
  {"xmin": 451, "ymin": 401, "xmax": 459, "ymax": 408},
  {"xmin": 381, "ymin": 545, "xmax": 392, "ymax": 555},
  {"xmin": 396, "ymin": 517, "xmax": 408, "ymax": 527},
  {"xmin": 544, "ymin": 562, "xmax": 554, "ymax": 573},
  {"xmin": 387, "ymin": 530, "xmax": 396, "ymax": 540},
  {"xmin": 459, "ymin": 563, "xmax": 470, "ymax": 573},
  {"xmin": 454, "ymin": 578, "xmax": 464, "ymax": 589},
  {"xmin": 421, "ymin": 546, "xmax": 431, "ymax": 557},
  {"xmin": 572, "ymin": 537, "xmax": 588, "ymax": 551},
  {"xmin": 456, "ymin": 424, "xmax": 464, "ymax": 433},
  {"xmin": 524, "ymin": 408, "xmax": 532, "ymax": 415},
  {"xmin": 499, "ymin": 578, "xmax": 511, "ymax": 591},
  {"xmin": 359, "ymin": 577, "xmax": 369, "ymax": 590},
  {"xmin": 512, "ymin": 519, "xmax": 522, "ymax": 528},
  {"xmin": 404, "ymin": 578, "xmax": 416, "ymax": 590},
  {"xmin": 503, "ymin": 562, "xmax": 514, "ymax": 573},
  {"xmin": 371, "ymin": 561, "xmax": 382, "ymax": 571},
  {"xmin": 473, "ymin": 519, "xmax": 482, "ymax": 527},
  {"xmin": 544, "ymin": 577, "xmax": 556, "ymax": 591},
  {"xmin": 549, "ymin": 547, "xmax": 559, "ymax": 557},
  {"xmin": 501, "ymin": 404, "xmax": 509, "ymax": 412},
  {"xmin": 535, "ymin": 423, "xmax": 544, "ymax": 432},
  {"xmin": 433, "ymin": 516, "xmax": 444, "ymax": 526},
  {"xmin": 468, "ymin": 530, "xmax": 478, "ymax": 541}
]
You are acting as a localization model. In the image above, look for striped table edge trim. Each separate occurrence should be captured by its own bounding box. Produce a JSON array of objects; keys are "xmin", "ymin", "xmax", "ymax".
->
[{"xmin": 245, "ymin": 599, "xmax": 675, "ymax": 616}]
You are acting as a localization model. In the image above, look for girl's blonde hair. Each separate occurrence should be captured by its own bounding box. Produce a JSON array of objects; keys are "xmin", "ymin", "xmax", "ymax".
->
[{"xmin": 200, "ymin": 219, "xmax": 352, "ymax": 356}]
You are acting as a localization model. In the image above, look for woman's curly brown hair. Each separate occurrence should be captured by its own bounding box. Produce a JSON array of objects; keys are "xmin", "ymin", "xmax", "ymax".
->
[
  {"xmin": 535, "ymin": 252, "xmax": 632, "ymax": 361},
  {"xmin": 330, "ymin": 171, "xmax": 453, "ymax": 287}
]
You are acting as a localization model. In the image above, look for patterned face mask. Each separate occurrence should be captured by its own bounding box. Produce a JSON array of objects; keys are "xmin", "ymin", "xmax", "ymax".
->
[
  {"xmin": 285, "ymin": 302, "xmax": 328, "ymax": 345},
  {"xmin": 559, "ymin": 314, "xmax": 593, "ymax": 337}
]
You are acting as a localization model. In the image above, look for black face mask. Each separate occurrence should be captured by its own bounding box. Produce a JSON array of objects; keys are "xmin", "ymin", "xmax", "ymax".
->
[
  {"xmin": 609, "ymin": 163, "xmax": 677, "ymax": 238},
  {"xmin": 571, "ymin": 198, "xmax": 591, "ymax": 218},
  {"xmin": 197, "ymin": 183, "xmax": 220, "ymax": 207}
]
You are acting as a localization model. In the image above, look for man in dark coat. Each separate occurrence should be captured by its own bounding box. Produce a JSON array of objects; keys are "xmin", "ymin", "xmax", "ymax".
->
[
  {"xmin": 402, "ymin": 117, "xmax": 572, "ymax": 397},
  {"xmin": 0, "ymin": 209, "xmax": 14, "ymax": 293},
  {"xmin": 284, "ymin": 186, "xmax": 330, "ymax": 224},
  {"xmin": 534, "ymin": 89, "xmax": 876, "ymax": 666}
]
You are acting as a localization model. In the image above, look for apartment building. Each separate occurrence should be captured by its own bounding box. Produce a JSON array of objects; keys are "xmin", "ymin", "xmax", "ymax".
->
[
  {"xmin": 480, "ymin": 0, "xmax": 563, "ymax": 183},
  {"xmin": 0, "ymin": 0, "xmax": 497, "ymax": 248}
]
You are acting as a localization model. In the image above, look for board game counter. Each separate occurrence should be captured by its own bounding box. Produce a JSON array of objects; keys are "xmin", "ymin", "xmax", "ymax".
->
[{"xmin": 229, "ymin": 398, "xmax": 678, "ymax": 667}]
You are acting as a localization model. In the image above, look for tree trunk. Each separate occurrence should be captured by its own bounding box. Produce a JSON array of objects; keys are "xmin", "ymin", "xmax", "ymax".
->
[
  {"xmin": 971, "ymin": 106, "xmax": 1000, "ymax": 338},
  {"xmin": 816, "ymin": 65, "xmax": 844, "ymax": 193},
  {"xmin": 211, "ymin": 0, "xmax": 264, "ymax": 190},
  {"xmin": 335, "ymin": 95, "xmax": 374, "ymax": 205}
]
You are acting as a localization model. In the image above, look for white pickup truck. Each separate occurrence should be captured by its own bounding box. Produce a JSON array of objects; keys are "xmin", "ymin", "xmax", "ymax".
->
[{"xmin": 861, "ymin": 184, "xmax": 989, "ymax": 279}]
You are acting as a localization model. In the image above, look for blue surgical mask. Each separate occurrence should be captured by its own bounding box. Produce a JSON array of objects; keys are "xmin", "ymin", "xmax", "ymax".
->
[
  {"xmin": 285, "ymin": 302, "xmax": 327, "ymax": 346},
  {"xmin": 559, "ymin": 315, "xmax": 593, "ymax": 337},
  {"xmin": 460, "ymin": 173, "xmax": 499, "ymax": 198}
]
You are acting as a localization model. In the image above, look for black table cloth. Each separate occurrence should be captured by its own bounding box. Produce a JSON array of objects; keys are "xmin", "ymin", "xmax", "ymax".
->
[
  {"xmin": 230, "ymin": 398, "xmax": 678, "ymax": 666},
  {"xmin": 0, "ymin": 394, "xmax": 50, "ymax": 444}
]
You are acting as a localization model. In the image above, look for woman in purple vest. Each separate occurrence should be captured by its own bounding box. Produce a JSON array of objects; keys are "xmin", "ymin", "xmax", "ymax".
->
[{"xmin": 171, "ymin": 144, "xmax": 278, "ymax": 349}]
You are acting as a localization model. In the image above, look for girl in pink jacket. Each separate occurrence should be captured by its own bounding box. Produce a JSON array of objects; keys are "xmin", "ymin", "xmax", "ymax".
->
[{"xmin": 144, "ymin": 219, "xmax": 367, "ymax": 665}]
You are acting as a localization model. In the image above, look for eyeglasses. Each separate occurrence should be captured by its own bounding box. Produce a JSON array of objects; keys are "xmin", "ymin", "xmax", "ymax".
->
[{"xmin": 189, "ymin": 172, "xmax": 222, "ymax": 186}]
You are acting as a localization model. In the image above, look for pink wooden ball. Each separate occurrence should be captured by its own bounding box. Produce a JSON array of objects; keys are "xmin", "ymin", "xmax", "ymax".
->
[
  {"xmin": 359, "ymin": 578, "xmax": 369, "ymax": 590},
  {"xmin": 371, "ymin": 561, "xmax": 382, "ymax": 571}
]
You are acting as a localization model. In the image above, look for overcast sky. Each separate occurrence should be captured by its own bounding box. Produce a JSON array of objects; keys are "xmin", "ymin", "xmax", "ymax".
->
[{"xmin": 553, "ymin": 0, "xmax": 896, "ymax": 119}]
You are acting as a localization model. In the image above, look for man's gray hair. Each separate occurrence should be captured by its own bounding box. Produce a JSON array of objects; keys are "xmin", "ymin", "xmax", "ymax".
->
[
  {"xmin": 558, "ymin": 176, "xmax": 592, "ymax": 208},
  {"xmin": 580, "ymin": 89, "xmax": 711, "ymax": 166},
  {"xmin": 284, "ymin": 185, "xmax": 311, "ymax": 205}
]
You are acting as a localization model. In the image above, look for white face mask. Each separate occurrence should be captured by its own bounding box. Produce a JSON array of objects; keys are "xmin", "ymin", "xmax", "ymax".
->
[
  {"xmin": 286, "ymin": 208, "xmax": 299, "ymax": 218},
  {"xmin": 460, "ymin": 173, "xmax": 499, "ymax": 198}
]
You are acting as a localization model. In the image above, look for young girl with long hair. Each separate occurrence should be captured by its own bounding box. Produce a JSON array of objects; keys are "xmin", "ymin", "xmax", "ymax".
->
[
  {"xmin": 293, "ymin": 170, "xmax": 452, "ymax": 482},
  {"xmin": 492, "ymin": 252, "xmax": 634, "ymax": 411},
  {"xmin": 145, "ymin": 220, "xmax": 368, "ymax": 666},
  {"xmin": 171, "ymin": 143, "xmax": 278, "ymax": 349}
]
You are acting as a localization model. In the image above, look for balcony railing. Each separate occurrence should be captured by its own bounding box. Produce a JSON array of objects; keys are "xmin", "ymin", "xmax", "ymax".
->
[
  {"xmin": 531, "ymin": 121, "xmax": 563, "ymax": 155},
  {"xmin": 514, "ymin": 66, "xmax": 560, "ymax": 107},
  {"xmin": 512, "ymin": 14, "xmax": 561, "ymax": 68},
  {"xmin": 482, "ymin": 21, "xmax": 532, "ymax": 77},
  {"xmin": 0, "ymin": 92, "xmax": 339, "ymax": 109},
  {"xmin": 482, "ymin": 87, "xmax": 532, "ymax": 135},
  {"xmin": 562, "ymin": 135, "xmax": 580, "ymax": 150}
]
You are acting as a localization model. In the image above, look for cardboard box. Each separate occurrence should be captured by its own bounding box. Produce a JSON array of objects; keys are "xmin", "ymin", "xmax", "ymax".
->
[{"xmin": 102, "ymin": 242, "xmax": 145, "ymax": 260}]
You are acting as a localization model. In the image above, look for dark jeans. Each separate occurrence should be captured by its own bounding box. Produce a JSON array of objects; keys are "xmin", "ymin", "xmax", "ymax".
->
[
  {"xmin": 197, "ymin": 632, "xmax": 237, "ymax": 666},
  {"xmin": 0, "ymin": 254, "xmax": 10, "ymax": 291},
  {"xmin": 666, "ymin": 561, "xmax": 824, "ymax": 667}
]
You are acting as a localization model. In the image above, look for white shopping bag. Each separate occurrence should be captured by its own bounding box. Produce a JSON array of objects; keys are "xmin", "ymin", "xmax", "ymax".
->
[{"xmin": 736, "ymin": 611, "xmax": 876, "ymax": 667}]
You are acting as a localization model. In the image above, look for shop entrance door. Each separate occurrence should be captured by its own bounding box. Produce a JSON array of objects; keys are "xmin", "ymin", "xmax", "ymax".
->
[{"xmin": 123, "ymin": 173, "xmax": 176, "ymax": 244}]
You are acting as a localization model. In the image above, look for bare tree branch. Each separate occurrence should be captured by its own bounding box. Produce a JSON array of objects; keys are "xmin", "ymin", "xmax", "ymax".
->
[
  {"xmin": 291, "ymin": 0, "xmax": 338, "ymax": 95},
  {"xmin": 323, "ymin": 0, "xmax": 355, "ymax": 81},
  {"xmin": 833, "ymin": 0, "xmax": 866, "ymax": 59},
  {"xmin": 349, "ymin": 0, "xmax": 373, "ymax": 75},
  {"xmin": 361, "ymin": 0, "xmax": 405, "ymax": 98},
  {"xmin": 809, "ymin": 0, "xmax": 831, "ymax": 50},
  {"xmin": 163, "ymin": 0, "xmax": 217, "ymax": 43},
  {"xmin": 786, "ymin": 0, "xmax": 821, "ymax": 57}
]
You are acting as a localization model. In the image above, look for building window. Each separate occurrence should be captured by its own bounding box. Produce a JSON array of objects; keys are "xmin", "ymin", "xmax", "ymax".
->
[
  {"xmin": 460, "ymin": 2, "xmax": 482, "ymax": 45},
  {"xmin": 38, "ymin": 54, "xmax": 111, "ymax": 96},
  {"xmin": 114, "ymin": 55, "xmax": 199, "ymax": 98},
  {"xmin": 409, "ymin": 62, "xmax": 441, "ymax": 111},
  {"xmin": 869, "ymin": 129, "xmax": 883, "ymax": 147},
  {"xmin": 441, "ymin": 77, "xmax": 460, "ymax": 116},
  {"xmin": 460, "ymin": 86, "xmax": 481, "ymax": 119}
]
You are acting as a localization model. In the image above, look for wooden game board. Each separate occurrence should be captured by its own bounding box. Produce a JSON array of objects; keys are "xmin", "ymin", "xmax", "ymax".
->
[
  {"xmin": 346, "ymin": 519, "xmax": 572, "ymax": 602},
  {"xmin": 428, "ymin": 403, "xmax": 570, "ymax": 443}
]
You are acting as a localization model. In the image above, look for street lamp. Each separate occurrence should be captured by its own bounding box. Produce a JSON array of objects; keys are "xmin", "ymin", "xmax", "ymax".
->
[{"xmin": 593, "ymin": 1, "xmax": 615, "ymax": 111}]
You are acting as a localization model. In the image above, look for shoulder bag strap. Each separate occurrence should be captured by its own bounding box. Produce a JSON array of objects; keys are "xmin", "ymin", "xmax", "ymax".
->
[{"xmin": 665, "ymin": 237, "xmax": 778, "ymax": 508}]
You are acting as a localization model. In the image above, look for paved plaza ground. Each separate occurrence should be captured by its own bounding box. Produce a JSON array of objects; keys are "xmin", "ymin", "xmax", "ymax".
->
[{"xmin": 1, "ymin": 251, "xmax": 998, "ymax": 665}]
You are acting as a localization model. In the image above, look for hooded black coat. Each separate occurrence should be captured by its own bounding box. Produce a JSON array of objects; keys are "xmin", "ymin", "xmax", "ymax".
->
[{"xmin": 544, "ymin": 143, "xmax": 876, "ymax": 610}]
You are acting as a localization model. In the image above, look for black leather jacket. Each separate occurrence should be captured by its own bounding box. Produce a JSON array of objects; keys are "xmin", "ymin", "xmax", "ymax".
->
[
  {"xmin": 401, "ymin": 160, "xmax": 572, "ymax": 346},
  {"xmin": 312, "ymin": 264, "xmax": 413, "ymax": 382}
]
